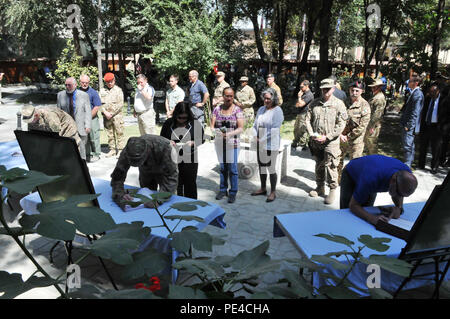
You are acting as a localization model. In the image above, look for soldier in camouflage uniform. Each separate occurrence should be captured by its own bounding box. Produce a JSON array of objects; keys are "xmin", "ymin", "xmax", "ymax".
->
[
  {"xmin": 99, "ymin": 73, "xmax": 125, "ymax": 157},
  {"xmin": 266, "ymin": 73, "xmax": 283, "ymax": 106},
  {"xmin": 364, "ymin": 79, "xmax": 387, "ymax": 155},
  {"xmin": 235, "ymin": 76, "xmax": 256, "ymax": 122},
  {"xmin": 305, "ymin": 78, "xmax": 348, "ymax": 205},
  {"xmin": 22, "ymin": 105, "xmax": 81, "ymax": 148},
  {"xmin": 110, "ymin": 135, "xmax": 179, "ymax": 209},
  {"xmin": 212, "ymin": 71, "xmax": 230, "ymax": 107},
  {"xmin": 338, "ymin": 80, "xmax": 371, "ymax": 181}
]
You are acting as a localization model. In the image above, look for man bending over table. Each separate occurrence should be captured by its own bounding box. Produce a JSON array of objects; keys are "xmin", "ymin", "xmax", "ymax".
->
[
  {"xmin": 110, "ymin": 135, "xmax": 178, "ymax": 209},
  {"xmin": 340, "ymin": 155, "xmax": 418, "ymax": 225}
]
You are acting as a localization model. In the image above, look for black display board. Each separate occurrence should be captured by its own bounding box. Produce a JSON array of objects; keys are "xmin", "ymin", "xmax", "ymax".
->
[{"xmin": 14, "ymin": 130, "xmax": 98, "ymax": 207}]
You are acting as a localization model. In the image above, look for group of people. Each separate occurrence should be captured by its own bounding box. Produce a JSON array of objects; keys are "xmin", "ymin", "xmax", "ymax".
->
[{"xmin": 19, "ymin": 68, "xmax": 449, "ymax": 227}]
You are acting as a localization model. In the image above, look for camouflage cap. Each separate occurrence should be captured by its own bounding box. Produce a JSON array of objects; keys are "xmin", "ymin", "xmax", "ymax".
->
[
  {"xmin": 349, "ymin": 80, "xmax": 365, "ymax": 90},
  {"xmin": 319, "ymin": 78, "xmax": 335, "ymax": 89},
  {"xmin": 216, "ymin": 71, "xmax": 225, "ymax": 77},
  {"xmin": 368, "ymin": 78, "xmax": 384, "ymax": 87},
  {"xmin": 125, "ymin": 137, "xmax": 148, "ymax": 167},
  {"xmin": 239, "ymin": 76, "xmax": 249, "ymax": 82},
  {"xmin": 21, "ymin": 105, "xmax": 36, "ymax": 123}
]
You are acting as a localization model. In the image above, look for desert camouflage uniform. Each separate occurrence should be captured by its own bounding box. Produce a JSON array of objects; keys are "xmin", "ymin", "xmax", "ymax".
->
[
  {"xmin": 100, "ymin": 85, "xmax": 125, "ymax": 152},
  {"xmin": 235, "ymin": 84, "xmax": 256, "ymax": 122},
  {"xmin": 28, "ymin": 106, "xmax": 81, "ymax": 147},
  {"xmin": 213, "ymin": 80, "xmax": 230, "ymax": 106},
  {"xmin": 338, "ymin": 96, "xmax": 371, "ymax": 178},
  {"xmin": 268, "ymin": 82, "xmax": 283, "ymax": 106},
  {"xmin": 306, "ymin": 95, "xmax": 348, "ymax": 190},
  {"xmin": 110, "ymin": 135, "xmax": 178, "ymax": 202},
  {"xmin": 364, "ymin": 91, "xmax": 386, "ymax": 155}
]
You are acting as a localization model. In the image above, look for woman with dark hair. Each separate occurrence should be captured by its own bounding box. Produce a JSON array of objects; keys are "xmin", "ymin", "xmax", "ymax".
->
[
  {"xmin": 160, "ymin": 102, "xmax": 204, "ymax": 199},
  {"xmin": 251, "ymin": 87, "xmax": 284, "ymax": 202},
  {"xmin": 210, "ymin": 87, "xmax": 244, "ymax": 204}
]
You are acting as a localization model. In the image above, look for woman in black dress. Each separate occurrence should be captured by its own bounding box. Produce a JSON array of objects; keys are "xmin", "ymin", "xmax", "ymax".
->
[{"xmin": 160, "ymin": 102, "xmax": 204, "ymax": 199}]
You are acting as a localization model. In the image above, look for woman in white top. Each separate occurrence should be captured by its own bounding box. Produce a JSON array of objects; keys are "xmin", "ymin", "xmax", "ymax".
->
[{"xmin": 251, "ymin": 87, "xmax": 284, "ymax": 202}]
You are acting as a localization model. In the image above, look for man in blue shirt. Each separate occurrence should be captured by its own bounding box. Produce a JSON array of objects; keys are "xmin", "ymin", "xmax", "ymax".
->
[
  {"xmin": 340, "ymin": 155, "xmax": 418, "ymax": 225},
  {"xmin": 79, "ymin": 74, "xmax": 102, "ymax": 162},
  {"xmin": 188, "ymin": 70, "xmax": 210, "ymax": 126}
]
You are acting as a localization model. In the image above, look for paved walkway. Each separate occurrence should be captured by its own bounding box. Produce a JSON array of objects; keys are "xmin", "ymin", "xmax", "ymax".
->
[{"xmin": 1, "ymin": 86, "xmax": 449, "ymax": 298}]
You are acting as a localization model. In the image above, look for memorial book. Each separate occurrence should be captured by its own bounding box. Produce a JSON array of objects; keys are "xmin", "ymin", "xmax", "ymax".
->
[{"xmin": 376, "ymin": 217, "xmax": 414, "ymax": 241}]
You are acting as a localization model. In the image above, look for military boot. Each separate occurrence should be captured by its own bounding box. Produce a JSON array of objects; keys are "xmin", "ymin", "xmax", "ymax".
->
[
  {"xmin": 309, "ymin": 186, "xmax": 325, "ymax": 198},
  {"xmin": 324, "ymin": 188, "xmax": 337, "ymax": 205}
]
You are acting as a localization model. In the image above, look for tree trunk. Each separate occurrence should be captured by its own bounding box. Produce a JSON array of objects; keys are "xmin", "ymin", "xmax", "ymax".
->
[
  {"xmin": 275, "ymin": 2, "xmax": 289, "ymax": 74},
  {"xmin": 72, "ymin": 27, "xmax": 82, "ymax": 58},
  {"xmin": 317, "ymin": 0, "xmax": 333, "ymax": 83},
  {"xmin": 97, "ymin": 0, "xmax": 103, "ymax": 90},
  {"xmin": 81, "ymin": 23, "xmax": 97, "ymax": 62},
  {"xmin": 250, "ymin": 13, "xmax": 267, "ymax": 61},
  {"xmin": 430, "ymin": 0, "xmax": 445, "ymax": 81},
  {"xmin": 296, "ymin": 12, "xmax": 319, "ymax": 87}
]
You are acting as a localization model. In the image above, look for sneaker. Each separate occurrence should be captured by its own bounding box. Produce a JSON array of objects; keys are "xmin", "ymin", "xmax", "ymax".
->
[
  {"xmin": 324, "ymin": 188, "xmax": 337, "ymax": 205},
  {"xmin": 309, "ymin": 187, "xmax": 325, "ymax": 197},
  {"xmin": 228, "ymin": 194, "xmax": 236, "ymax": 203},
  {"xmin": 215, "ymin": 191, "xmax": 228, "ymax": 200},
  {"xmin": 105, "ymin": 150, "xmax": 116, "ymax": 158}
]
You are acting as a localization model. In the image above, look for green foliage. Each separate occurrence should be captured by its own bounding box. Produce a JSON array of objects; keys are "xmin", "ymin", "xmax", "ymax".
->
[
  {"xmin": 150, "ymin": 7, "xmax": 230, "ymax": 80},
  {"xmin": 1, "ymin": 167, "xmax": 413, "ymax": 299},
  {"xmin": 47, "ymin": 39, "xmax": 99, "ymax": 89}
]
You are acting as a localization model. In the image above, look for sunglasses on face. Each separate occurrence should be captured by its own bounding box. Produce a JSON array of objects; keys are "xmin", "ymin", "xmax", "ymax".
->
[{"xmin": 178, "ymin": 116, "xmax": 188, "ymax": 120}]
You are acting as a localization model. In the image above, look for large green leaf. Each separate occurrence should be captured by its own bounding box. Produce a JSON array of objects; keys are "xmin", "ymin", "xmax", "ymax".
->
[
  {"xmin": 84, "ymin": 237, "xmax": 140, "ymax": 265},
  {"xmin": 282, "ymin": 269, "xmax": 314, "ymax": 298},
  {"xmin": 122, "ymin": 250, "xmax": 170, "ymax": 280},
  {"xmin": 168, "ymin": 285, "xmax": 207, "ymax": 299},
  {"xmin": 362, "ymin": 255, "xmax": 412, "ymax": 278},
  {"xmin": 169, "ymin": 226, "xmax": 212, "ymax": 253},
  {"xmin": 358, "ymin": 235, "xmax": 391, "ymax": 252},
  {"xmin": 0, "ymin": 271, "xmax": 59, "ymax": 299},
  {"xmin": 102, "ymin": 222, "xmax": 151, "ymax": 243},
  {"xmin": 19, "ymin": 194, "xmax": 116, "ymax": 241},
  {"xmin": 173, "ymin": 258, "xmax": 225, "ymax": 279},
  {"xmin": 151, "ymin": 192, "xmax": 172, "ymax": 202},
  {"xmin": 314, "ymin": 233, "xmax": 355, "ymax": 247},
  {"xmin": 1, "ymin": 169, "xmax": 66, "ymax": 194},
  {"xmin": 311, "ymin": 255, "xmax": 351, "ymax": 271},
  {"xmin": 234, "ymin": 260, "xmax": 280, "ymax": 281},
  {"xmin": 19, "ymin": 212, "xmax": 76, "ymax": 241},
  {"xmin": 170, "ymin": 201, "xmax": 209, "ymax": 212},
  {"xmin": 230, "ymin": 241, "xmax": 271, "ymax": 272},
  {"xmin": 368, "ymin": 288, "xmax": 393, "ymax": 299}
]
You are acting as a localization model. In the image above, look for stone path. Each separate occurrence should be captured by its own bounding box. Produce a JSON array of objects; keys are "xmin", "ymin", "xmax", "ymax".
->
[{"xmin": 1, "ymin": 85, "xmax": 449, "ymax": 298}]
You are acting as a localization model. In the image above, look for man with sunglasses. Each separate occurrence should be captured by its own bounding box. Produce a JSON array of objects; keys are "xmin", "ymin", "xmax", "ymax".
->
[{"xmin": 340, "ymin": 154, "xmax": 418, "ymax": 225}]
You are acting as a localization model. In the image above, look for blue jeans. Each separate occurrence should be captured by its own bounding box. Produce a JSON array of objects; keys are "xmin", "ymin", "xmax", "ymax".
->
[
  {"xmin": 219, "ymin": 147, "xmax": 239, "ymax": 196},
  {"xmin": 401, "ymin": 129, "xmax": 415, "ymax": 167}
]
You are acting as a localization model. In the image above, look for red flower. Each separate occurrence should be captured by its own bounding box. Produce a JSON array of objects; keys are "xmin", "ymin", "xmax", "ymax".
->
[{"xmin": 135, "ymin": 276, "xmax": 161, "ymax": 292}]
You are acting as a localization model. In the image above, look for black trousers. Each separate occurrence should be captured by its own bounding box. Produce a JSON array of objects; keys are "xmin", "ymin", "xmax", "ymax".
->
[
  {"xmin": 340, "ymin": 168, "xmax": 377, "ymax": 209},
  {"xmin": 418, "ymin": 124, "xmax": 443, "ymax": 170},
  {"xmin": 177, "ymin": 162, "xmax": 199, "ymax": 199}
]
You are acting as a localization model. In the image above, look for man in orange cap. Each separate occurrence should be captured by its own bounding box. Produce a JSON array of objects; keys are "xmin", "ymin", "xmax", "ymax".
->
[{"xmin": 99, "ymin": 72, "xmax": 125, "ymax": 157}]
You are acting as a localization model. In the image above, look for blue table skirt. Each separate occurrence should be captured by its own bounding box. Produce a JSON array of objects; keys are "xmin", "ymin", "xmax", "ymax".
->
[{"xmin": 273, "ymin": 203, "xmax": 450, "ymax": 295}]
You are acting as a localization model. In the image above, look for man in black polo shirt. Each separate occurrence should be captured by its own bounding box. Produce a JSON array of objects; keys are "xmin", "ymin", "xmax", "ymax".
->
[{"xmin": 292, "ymin": 80, "xmax": 314, "ymax": 149}]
